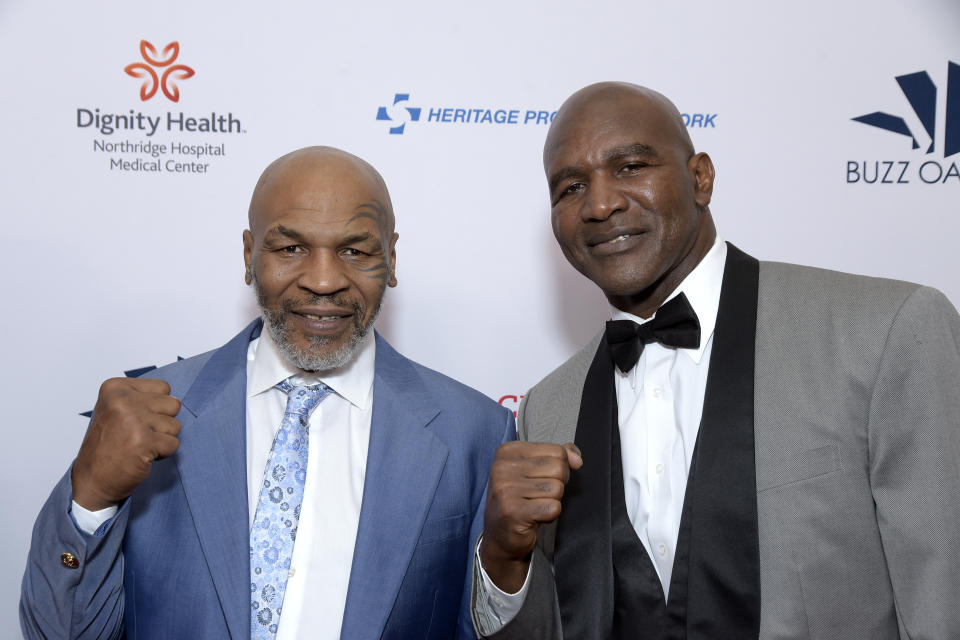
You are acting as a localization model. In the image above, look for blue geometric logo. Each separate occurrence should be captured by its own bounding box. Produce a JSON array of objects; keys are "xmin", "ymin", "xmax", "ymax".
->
[
  {"xmin": 376, "ymin": 93, "xmax": 421, "ymax": 135},
  {"xmin": 853, "ymin": 61, "xmax": 959, "ymax": 158}
]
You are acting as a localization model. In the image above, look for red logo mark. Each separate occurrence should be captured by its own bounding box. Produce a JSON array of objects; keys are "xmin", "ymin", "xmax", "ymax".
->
[
  {"xmin": 124, "ymin": 40, "xmax": 195, "ymax": 102},
  {"xmin": 498, "ymin": 394, "xmax": 525, "ymax": 419}
]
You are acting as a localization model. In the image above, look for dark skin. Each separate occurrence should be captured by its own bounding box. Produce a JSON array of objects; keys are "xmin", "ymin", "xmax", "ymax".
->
[
  {"xmin": 481, "ymin": 83, "xmax": 717, "ymax": 592},
  {"xmin": 73, "ymin": 147, "xmax": 398, "ymax": 511}
]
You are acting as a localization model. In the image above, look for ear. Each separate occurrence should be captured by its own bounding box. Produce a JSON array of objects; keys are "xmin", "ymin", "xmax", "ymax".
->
[
  {"xmin": 387, "ymin": 232, "xmax": 399, "ymax": 288},
  {"xmin": 688, "ymin": 152, "xmax": 715, "ymax": 208},
  {"xmin": 242, "ymin": 229, "xmax": 254, "ymax": 285}
]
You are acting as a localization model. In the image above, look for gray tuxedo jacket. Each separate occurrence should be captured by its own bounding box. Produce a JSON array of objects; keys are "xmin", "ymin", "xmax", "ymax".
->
[{"xmin": 473, "ymin": 257, "xmax": 960, "ymax": 639}]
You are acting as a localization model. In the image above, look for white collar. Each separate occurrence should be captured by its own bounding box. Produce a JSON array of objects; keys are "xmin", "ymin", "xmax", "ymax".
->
[
  {"xmin": 247, "ymin": 323, "xmax": 376, "ymax": 411},
  {"xmin": 609, "ymin": 235, "xmax": 727, "ymax": 365}
]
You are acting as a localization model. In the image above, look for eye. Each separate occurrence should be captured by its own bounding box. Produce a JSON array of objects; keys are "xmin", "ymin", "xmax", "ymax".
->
[
  {"xmin": 281, "ymin": 244, "xmax": 305, "ymax": 254},
  {"xmin": 558, "ymin": 182, "xmax": 585, "ymax": 201},
  {"xmin": 341, "ymin": 247, "xmax": 369, "ymax": 257},
  {"xmin": 618, "ymin": 162, "xmax": 647, "ymax": 174}
]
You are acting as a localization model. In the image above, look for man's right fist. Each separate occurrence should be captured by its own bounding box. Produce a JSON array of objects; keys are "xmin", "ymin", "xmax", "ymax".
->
[
  {"xmin": 71, "ymin": 378, "xmax": 182, "ymax": 511},
  {"xmin": 479, "ymin": 441, "xmax": 582, "ymax": 593}
]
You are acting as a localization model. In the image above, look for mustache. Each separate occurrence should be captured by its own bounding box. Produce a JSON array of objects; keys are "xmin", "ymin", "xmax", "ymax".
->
[{"xmin": 278, "ymin": 294, "xmax": 365, "ymax": 316}]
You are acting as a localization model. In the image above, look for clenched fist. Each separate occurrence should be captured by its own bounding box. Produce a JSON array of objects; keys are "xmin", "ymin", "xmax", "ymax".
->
[
  {"xmin": 480, "ymin": 441, "xmax": 582, "ymax": 593},
  {"xmin": 71, "ymin": 378, "xmax": 182, "ymax": 511}
]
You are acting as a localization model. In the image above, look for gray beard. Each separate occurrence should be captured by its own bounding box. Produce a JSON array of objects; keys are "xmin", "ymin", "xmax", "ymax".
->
[{"xmin": 251, "ymin": 273, "xmax": 380, "ymax": 373}]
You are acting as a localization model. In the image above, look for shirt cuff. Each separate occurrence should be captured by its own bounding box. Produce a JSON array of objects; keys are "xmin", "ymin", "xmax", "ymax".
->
[
  {"xmin": 473, "ymin": 536, "xmax": 531, "ymax": 635},
  {"xmin": 70, "ymin": 500, "xmax": 118, "ymax": 536}
]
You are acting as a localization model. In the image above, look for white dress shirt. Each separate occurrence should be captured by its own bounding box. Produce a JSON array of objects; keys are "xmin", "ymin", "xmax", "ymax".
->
[
  {"xmin": 476, "ymin": 237, "xmax": 727, "ymax": 631},
  {"xmin": 72, "ymin": 325, "xmax": 376, "ymax": 640}
]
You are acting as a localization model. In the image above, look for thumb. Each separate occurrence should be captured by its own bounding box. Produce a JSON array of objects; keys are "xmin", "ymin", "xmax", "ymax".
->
[{"xmin": 563, "ymin": 442, "xmax": 583, "ymax": 470}]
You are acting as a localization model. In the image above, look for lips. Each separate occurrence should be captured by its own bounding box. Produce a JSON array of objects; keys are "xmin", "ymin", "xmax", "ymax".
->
[
  {"xmin": 587, "ymin": 228, "xmax": 647, "ymax": 256},
  {"xmin": 587, "ymin": 227, "xmax": 645, "ymax": 247},
  {"xmin": 289, "ymin": 306, "xmax": 355, "ymax": 335}
]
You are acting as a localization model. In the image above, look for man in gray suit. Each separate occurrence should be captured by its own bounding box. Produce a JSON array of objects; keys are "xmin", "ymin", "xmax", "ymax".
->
[{"xmin": 471, "ymin": 82, "xmax": 960, "ymax": 639}]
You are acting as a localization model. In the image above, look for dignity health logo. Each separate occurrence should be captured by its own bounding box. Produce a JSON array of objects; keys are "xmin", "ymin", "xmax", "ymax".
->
[
  {"xmin": 124, "ymin": 40, "xmax": 195, "ymax": 102},
  {"xmin": 73, "ymin": 39, "xmax": 246, "ymax": 175},
  {"xmin": 847, "ymin": 61, "xmax": 959, "ymax": 184}
]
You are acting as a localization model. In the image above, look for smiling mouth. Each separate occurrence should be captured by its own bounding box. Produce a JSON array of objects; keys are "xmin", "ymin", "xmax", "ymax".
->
[
  {"xmin": 591, "ymin": 231, "xmax": 643, "ymax": 247},
  {"xmin": 588, "ymin": 230, "xmax": 647, "ymax": 255},
  {"xmin": 298, "ymin": 313, "xmax": 349, "ymax": 321}
]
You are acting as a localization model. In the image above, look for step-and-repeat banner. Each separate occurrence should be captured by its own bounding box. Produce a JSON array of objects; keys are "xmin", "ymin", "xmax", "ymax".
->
[{"xmin": 1, "ymin": 0, "xmax": 957, "ymax": 631}]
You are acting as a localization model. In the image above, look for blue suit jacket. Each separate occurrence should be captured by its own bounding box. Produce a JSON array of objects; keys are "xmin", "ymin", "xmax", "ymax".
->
[{"xmin": 21, "ymin": 321, "xmax": 515, "ymax": 639}]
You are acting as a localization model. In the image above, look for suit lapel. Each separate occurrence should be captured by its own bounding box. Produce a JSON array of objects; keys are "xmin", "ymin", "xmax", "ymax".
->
[
  {"xmin": 176, "ymin": 320, "xmax": 259, "ymax": 640},
  {"xmin": 339, "ymin": 334, "xmax": 449, "ymax": 640},
  {"xmin": 684, "ymin": 243, "xmax": 761, "ymax": 638},
  {"xmin": 554, "ymin": 339, "xmax": 617, "ymax": 638}
]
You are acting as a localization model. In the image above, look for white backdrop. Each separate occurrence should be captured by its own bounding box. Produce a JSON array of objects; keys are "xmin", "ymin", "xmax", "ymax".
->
[{"xmin": 2, "ymin": 0, "xmax": 958, "ymax": 634}]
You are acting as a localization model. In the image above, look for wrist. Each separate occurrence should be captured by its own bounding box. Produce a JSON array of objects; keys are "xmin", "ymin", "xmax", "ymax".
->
[
  {"xmin": 70, "ymin": 467, "xmax": 119, "ymax": 511},
  {"xmin": 479, "ymin": 536, "xmax": 532, "ymax": 594}
]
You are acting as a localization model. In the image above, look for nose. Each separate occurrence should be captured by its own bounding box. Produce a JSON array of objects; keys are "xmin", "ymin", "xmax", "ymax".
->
[
  {"xmin": 296, "ymin": 248, "xmax": 350, "ymax": 296},
  {"xmin": 582, "ymin": 174, "xmax": 628, "ymax": 222}
]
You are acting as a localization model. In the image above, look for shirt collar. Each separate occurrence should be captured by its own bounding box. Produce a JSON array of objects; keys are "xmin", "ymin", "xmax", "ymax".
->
[
  {"xmin": 609, "ymin": 235, "xmax": 727, "ymax": 365},
  {"xmin": 247, "ymin": 324, "xmax": 376, "ymax": 411}
]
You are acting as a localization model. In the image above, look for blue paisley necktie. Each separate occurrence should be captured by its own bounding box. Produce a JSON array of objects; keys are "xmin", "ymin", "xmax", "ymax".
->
[{"xmin": 250, "ymin": 379, "xmax": 331, "ymax": 639}]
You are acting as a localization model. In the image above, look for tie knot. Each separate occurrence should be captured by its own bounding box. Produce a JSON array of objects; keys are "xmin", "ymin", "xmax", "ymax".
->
[{"xmin": 275, "ymin": 379, "xmax": 332, "ymax": 419}]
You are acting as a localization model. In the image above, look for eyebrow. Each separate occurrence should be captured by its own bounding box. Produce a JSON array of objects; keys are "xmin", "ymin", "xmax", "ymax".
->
[
  {"xmin": 604, "ymin": 143, "xmax": 659, "ymax": 164},
  {"xmin": 342, "ymin": 231, "xmax": 377, "ymax": 245},
  {"xmin": 266, "ymin": 224, "xmax": 308, "ymax": 243}
]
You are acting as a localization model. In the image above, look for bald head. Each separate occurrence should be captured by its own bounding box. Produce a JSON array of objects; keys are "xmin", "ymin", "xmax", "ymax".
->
[
  {"xmin": 248, "ymin": 146, "xmax": 395, "ymax": 240},
  {"xmin": 545, "ymin": 82, "xmax": 694, "ymax": 171}
]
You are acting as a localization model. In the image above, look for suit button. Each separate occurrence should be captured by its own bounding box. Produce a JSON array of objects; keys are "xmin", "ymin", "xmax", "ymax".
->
[{"xmin": 61, "ymin": 552, "xmax": 80, "ymax": 569}]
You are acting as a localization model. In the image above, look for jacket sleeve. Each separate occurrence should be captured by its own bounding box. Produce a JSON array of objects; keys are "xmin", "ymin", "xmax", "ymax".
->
[
  {"xmin": 471, "ymin": 389, "xmax": 563, "ymax": 639},
  {"xmin": 20, "ymin": 467, "xmax": 129, "ymax": 640},
  {"xmin": 868, "ymin": 285, "xmax": 960, "ymax": 639},
  {"xmin": 458, "ymin": 408, "xmax": 517, "ymax": 640}
]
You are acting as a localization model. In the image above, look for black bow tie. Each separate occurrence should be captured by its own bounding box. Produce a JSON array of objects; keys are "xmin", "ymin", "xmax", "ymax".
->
[{"xmin": 605, "ymin": 292, "xmax": 701, "ymax": 373}]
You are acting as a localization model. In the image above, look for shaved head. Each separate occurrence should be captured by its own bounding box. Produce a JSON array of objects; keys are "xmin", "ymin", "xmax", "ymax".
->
[
  {"xmin": 545, "ymin": 82, "xmax": 694, "ymax": 168},
  {"xmin": 248, "ymin": 146, "xmax": 395, "ymax": 241}
]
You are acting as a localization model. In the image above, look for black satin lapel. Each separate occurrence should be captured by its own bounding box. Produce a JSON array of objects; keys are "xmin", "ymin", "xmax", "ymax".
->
[
  {"xmin": 664, "ymin": 439, "xmax": 697, "ymax": 640},
  {"xmin": 554, "ymin": 339, "xmax": 616, "ymax": 639},
  {"xmin": 685, "ymin": 243, "xmax": 761, "ymax": 639}
]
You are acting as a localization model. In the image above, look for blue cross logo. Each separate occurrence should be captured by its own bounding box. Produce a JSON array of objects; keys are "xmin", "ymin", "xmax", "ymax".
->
[{"xmin": 376, "ymin": 93, "xmax": 421, "ymax": 135}]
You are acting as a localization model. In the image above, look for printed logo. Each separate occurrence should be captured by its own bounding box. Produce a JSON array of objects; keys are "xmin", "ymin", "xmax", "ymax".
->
[
  {"xmin": 376, "ymin": 92, "xmax": 717, "ymax": 136},
  {"xmin": 124, "ymin": 40, "xmax": 195, "ymax": 102},
  {"xmin": 376, "ymin": 93, "xmax": 421, "ymax": 135},
  {"xmin": 498, "ymin": 394, "xmax": 525, "ymax": 419},
  {"xmin": 75, "ymin": 39, "xmax": 246, "ymax": 175},
  {"xmin": 847, "ymin": 61, "xmax": 959, "ymax": 184}
]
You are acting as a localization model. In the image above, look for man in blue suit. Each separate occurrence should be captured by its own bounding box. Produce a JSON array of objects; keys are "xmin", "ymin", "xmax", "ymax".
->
[{"xmin": 21, "ymin": 146, "xmax": 514, "ymax": 639}]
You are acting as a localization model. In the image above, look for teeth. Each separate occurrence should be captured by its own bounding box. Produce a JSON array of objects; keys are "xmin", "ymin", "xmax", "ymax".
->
[
  {"xmin": 609, "ymin": 234, "xmax": 630, "ymax": 244},
  {"xmin": 302, "ymin": 314, "xmax": 340, "ymax": 321}
]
